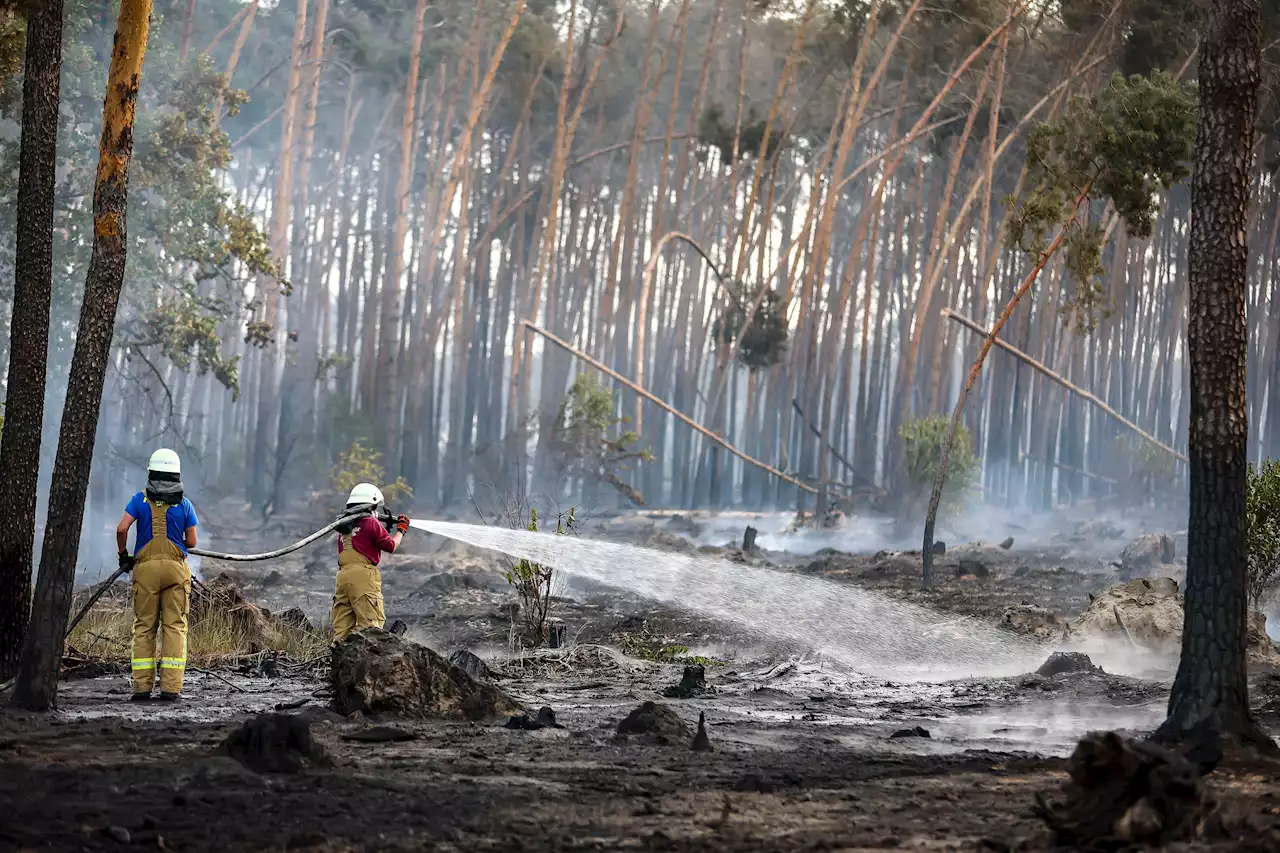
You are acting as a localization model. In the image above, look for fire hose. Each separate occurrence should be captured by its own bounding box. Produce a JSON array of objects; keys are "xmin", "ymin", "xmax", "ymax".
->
[{"xmin": 64, "ymin": 503, "xmax": 389, "ymax": 638}]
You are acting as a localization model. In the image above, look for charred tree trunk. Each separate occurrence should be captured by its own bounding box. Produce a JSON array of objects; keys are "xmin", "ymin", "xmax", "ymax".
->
[
  {"xmin": 1157, "ymin": 0, "xmax": 1270, "ymax": 747},
  {"xmin": 11, "ymin": 0, "xmax": 152, "ymax": 711},
  {"xmin": 0, "ymin": 0, "xmax": 64, "ymax": 682}
]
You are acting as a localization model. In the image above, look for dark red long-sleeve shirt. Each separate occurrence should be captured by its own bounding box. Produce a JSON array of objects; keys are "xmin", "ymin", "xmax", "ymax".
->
[{"xmin": 338, "ymin": 517, "xmax": 397, "ymax": 565}]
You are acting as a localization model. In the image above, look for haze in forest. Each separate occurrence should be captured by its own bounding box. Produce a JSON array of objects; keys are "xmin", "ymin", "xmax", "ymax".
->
[{"xmin": 0, "ymin": 0, "xmax": 1252, "ymax": 582}]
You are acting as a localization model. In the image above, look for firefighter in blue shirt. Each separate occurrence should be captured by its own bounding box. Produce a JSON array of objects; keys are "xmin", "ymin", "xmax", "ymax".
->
[{"xmin": 115, "ymin": 449, "xmax": 199, "ymax": 702}]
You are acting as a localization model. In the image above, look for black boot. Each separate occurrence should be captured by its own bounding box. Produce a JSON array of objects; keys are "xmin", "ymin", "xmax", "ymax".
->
[
  {"xmin": 130, "ymin": 692, "xmax": 152, "ymax": 702},
  {"xmin": 157, "ymin": 691, "xmax": 180, "ymax": 702}
]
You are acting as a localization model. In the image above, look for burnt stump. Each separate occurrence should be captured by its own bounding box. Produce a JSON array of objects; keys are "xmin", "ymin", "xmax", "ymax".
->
[
  {"xmin": 1034, "ymin": 731, "xmax": 1217, "ymax": 849},
  {"xmin": 1036, "ymin": 651, "xmax": 1102, "ymax": 677},
  {"xmin": 662, "ymin": 664, "xmax": 707, "ymax": 699},
  {"xmin": 217, "ymin": 713, "xmax": 331, "ymax": 774}
]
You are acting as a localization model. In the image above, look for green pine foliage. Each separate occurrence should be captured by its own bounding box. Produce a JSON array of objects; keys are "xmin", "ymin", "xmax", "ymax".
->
[
  {"xmin": 0, "ymin": 7, "xmax": 277, "ymax": 397},
  {"xmin": 551, "ymin": 373, "xmax": 652, "ymax": 504},
  {"xmin": 1007, "ymin": 71, "xmax": 1197, "ymax": 332},
  {"xmin": 900, "ymin": 415, "xmax": 979, "ymax": 512},
  {"xmin": 331, "ymin": 440, "xmax": 413, "ymax": 505},
  {"xmin": 1247, "ymin": 459, "xmax": 1280, "ymax": 607},
  {"xmin": 712, "ymin": 281, "xmax": 790, "ymax": 372}
]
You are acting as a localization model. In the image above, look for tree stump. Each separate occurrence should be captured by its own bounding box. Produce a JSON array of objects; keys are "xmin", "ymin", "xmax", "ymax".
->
[
  {"xmin": 448, "ymin": 649, "xmax": 492, "ymax": 682},
  {"xmin": 662, "ymin": 664, "xmax": 707, "ymax": 698},
  {"xmin": 547, "ymin": 620, "xmax": 567, "ymax": 649},
  {"xmin": 331, "ymin": 629, "xmax": 522, "ymax": 721},
  {"xmin": 1034, "ymin": 731, "xmax": 1217, "ymax": 849},
  {"xmin": 1036, "ymin": 651, "xmax": 1101, "ymax": 677},
  {"xmin": 217, "ymin": 713, "xmax": 331, "ymax": 774},
  {"xmin": 742, "ymin": 526, "xmax": 758, "ymax": 555}
]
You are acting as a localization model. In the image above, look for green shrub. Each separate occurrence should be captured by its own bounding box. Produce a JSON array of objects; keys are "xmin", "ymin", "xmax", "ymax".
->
[
  {"xmin": 1247, "ymin": 458, "xmax": 1280, "ymax": 607},
  {"xmin": 331, "ymin": 440, "xmax": 413, "ymax": 504},
  {"xmin": 1115, "ymin": 434, "xmax": 1177, "ymax": 499},
  {"xmin": 504, "ymin": 506, "xmax": 576, "ymax": 647},
  {"xmin": 899, "ymin": 414, "xmax": 979, "ymax": 512},
  {"xmin": 550, "ymin": 374, "xmax": 651, "ymax": 503}
]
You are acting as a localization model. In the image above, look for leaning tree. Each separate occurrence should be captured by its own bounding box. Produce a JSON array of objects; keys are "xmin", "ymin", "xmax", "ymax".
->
[{"xmin": 919, "ymin": 70, "xmax": 1198, "ymax": 585}]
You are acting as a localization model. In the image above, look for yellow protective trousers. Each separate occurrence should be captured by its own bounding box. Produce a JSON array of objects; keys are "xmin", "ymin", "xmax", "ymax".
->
[
  {"xmin": 331, "ymin": 535, "xmax": 385, "ymax": 642},
  {"xmin": 130, "ymin": 499, "xmax": 191, "ymax": 695}
]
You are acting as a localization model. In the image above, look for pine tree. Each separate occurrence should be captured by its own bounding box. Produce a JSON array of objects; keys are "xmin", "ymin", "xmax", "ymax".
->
[
  {"xmin": 1157, "ymin": 0, "xmax": 1271, "ymax": 747},
  {"xmin": 0, "ymin": 0, "xmax": 64, "ymax": 681}
]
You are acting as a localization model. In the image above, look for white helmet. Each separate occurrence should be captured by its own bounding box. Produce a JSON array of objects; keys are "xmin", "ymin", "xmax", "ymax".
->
[
  {"xmin": 346, "ymin": 482, "xmax": 385, "ymax": 507},
  {"xmin": 148, "ymin": 448, "xmax": 181, "ymax": 475}
]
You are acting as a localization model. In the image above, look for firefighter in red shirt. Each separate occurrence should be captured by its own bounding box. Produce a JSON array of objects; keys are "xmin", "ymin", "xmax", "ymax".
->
[{"xmin": 331, "ymin": 483, "xmax": 410, "ymax": 641}]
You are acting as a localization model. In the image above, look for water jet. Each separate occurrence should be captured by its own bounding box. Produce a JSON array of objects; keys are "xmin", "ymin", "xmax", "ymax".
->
[{"xmin": 410, "ymin": 518, "xmax": 1045, "ymax": 681}]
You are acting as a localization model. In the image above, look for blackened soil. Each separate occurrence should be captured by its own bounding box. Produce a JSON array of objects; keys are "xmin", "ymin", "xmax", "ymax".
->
[
  {"xmin": 6, "ymin": 698, "xmax": 1280, "ymax": 852},
  {"xmin": 0, "ymin": 693, "xmax": 1057, "ymax": 853},
  {"xmin": 3, "ymin": 661, "xmax": 1280, "ymax": 852},
  {"xmin": 793, "ymin": 545, "xmax": 1128, "ymax": 623}
]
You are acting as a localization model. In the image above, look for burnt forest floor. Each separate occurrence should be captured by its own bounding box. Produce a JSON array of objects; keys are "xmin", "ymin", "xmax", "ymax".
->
[{"xmin": 5, "ymin": 501, "xmax": 1280, "ymax": 851}]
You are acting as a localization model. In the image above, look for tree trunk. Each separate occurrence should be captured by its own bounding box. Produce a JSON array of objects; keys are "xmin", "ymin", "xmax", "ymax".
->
[
  {"xmin": 11, "ymin": 0, "xmax": 152, "ymax": 711},
  {"xmin": 250, "ymin": 0, "xmax": 306, "ymax": 508},
  {"xmin": 0, "ymin": 0, "xmax": 64, "ymax": 682},
  {"xmin": 1157, "ymin": 0, "xmax": 1269, "ymax": 747},
  {"xmin": 180, "ymin": 0, "xmax": 196, "ymax": 62},
  {"xmin": 377, "ymin": 0, "xmax": 428, "ymax": 467},
  {"xmin": 273, "ymin": 0, "xmax": 329, "ymax": 514}
]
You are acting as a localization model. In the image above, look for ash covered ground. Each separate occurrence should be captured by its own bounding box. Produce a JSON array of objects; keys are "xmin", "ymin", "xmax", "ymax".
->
[{"xmin": 5, "ymin": 501, "xmax": 1280, "ymax": 851}]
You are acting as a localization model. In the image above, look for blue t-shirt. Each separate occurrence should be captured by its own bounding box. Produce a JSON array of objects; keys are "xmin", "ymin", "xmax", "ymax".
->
[{"xmin": 125, "ymin": 492, "xmax": 199, "ymax": 556}]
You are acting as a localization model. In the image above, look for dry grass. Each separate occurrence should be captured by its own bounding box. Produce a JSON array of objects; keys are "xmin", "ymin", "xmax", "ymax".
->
[
  {"xmin": 495, "ymin": 642, "xmax": 657, "ymax": 680},
  {"xmin": 65, "ymin": 597, "xmax": 330, "ymax": 669}
]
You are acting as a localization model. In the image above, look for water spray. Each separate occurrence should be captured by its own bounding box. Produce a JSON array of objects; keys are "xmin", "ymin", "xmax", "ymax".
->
[{"xmin": 409, "ymin": 518, "xmax": 1046, "ymax": 681}]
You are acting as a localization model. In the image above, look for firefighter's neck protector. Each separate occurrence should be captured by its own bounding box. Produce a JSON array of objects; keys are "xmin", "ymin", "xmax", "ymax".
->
[{"xmin": 146, "ymin": 470, "xmax": 183, "ymax": 504}]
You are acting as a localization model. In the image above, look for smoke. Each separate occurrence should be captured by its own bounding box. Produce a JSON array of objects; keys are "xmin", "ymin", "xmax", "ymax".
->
[
  {"xmin": 1267, "ymin": 605, "xmax": 1280, "ymax": 643},
  {"xmin": 187, "ymin": 556, "xmax": 203, "ymax": 581},
  {"xmin": 689, "ymin": 500, "xmax": 1188, "ymax": 566},
  {"xmin": 939, "ymin": 697, "xmax": 1168, "ymax": 756}
]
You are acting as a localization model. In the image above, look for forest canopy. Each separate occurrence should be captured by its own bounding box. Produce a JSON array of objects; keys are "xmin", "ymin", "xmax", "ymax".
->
[{"xmin": 0, "ymin": 0, "xmax": 1277, "ymax": 528}]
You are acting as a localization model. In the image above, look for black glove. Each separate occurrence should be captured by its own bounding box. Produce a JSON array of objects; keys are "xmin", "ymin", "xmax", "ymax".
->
[
  {"xmin": 118, "ymin": 550, "xmax": 135, "ymax": 572},
  {"xmin": 395, "ymin": 514, "xmax": 410, "ymax": 534}
]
